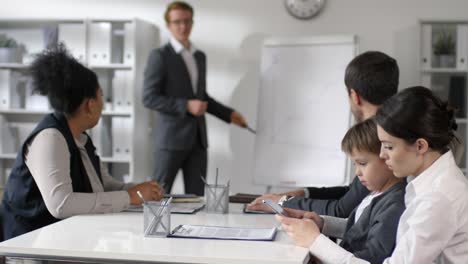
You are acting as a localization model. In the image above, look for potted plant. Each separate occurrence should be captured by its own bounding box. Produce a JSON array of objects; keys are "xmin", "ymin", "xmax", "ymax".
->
[
  {"xmin": 0, "ymin": 34, "xmax": 23, "ymax": 63},
  {"xmin": 433, "ymin": 30, "xmax": 456, "ymax": 68}
]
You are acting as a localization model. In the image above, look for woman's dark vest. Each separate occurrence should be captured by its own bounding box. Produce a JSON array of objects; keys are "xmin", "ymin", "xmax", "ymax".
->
[{"xmin": 1, "ymin": 112, "xmax": 102, "ymax": 240}]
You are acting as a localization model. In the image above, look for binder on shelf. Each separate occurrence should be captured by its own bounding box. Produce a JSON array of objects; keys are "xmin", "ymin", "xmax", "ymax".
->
[
  {"xmin": 0, "ymin": 116, "xmax": 16, "ymax": 154},
  {"xmin": 457, "ymin": 25, "xmax": 468, "ymax": 70},
  {"xmin": 0, "ymin": 70, "xmax": 22, "ymax": 109},
  {"xmin": 90, "ymin": 117, "xmax": 112, "ymax": 157},
  {"xmin": 123, "ymin": 22, "xmax": 135, "ymax": 65},
  {"xmin": 25, "ymin": 79, "xmax": 49, "ymax": 110},
  {"xmin": 96, "ymin": 69, "xmax": 113, "ymax": 110},
  {"xmin": 122, "ymin": 71, "xmax": 133, "ymax": 112},
  {"xmin": 89, "ymin": 22, "xmax": 112, "ymax": 65},
  {"xmin": 421, "ymin": 24, "xmax": 432, "ymax": 70},
  {"xmin": 42, "ymin": 25, "xmax": 58, "ymax": 49},
  {"xmin": 58, "ymin": 23, "xmax": 86, "ymax": 63},
  {"xmin": 112, "ymin": 117, "xmax": 131, "ymax": 158},
  {"xmin": 15, "ymin": 122, "xmax": 35, "ymax": 148},
  {"xmin": 112, "ymin": 70, "xmax": 133, "ymax": 112},
  {"xmin": 0, "ymin": 70, "xmax": 10, "ymax": 109},
  {"xmin": 6, "ymin": 122, "xmax": 35, "ymax": 152},
  {"xmin": 449, "ymin": 75, "xmax": 466, "ymax": 118}
]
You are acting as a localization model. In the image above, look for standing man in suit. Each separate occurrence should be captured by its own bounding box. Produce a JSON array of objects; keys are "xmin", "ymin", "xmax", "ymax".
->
[{"xmin": 143, "ymin": 1, "xmax": 247, "ymax": 195}]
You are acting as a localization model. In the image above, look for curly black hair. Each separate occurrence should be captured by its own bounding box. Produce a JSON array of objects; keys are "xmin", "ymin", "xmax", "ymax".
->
[{"xmin": 29, "ymin": 43, "xmax": 98, "ymax": 114}]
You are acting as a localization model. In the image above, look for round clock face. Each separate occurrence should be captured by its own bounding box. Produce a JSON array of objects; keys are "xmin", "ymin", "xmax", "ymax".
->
[{"xmin": 284, "ymin": 0, "xmax": 325, "ymax": 20}]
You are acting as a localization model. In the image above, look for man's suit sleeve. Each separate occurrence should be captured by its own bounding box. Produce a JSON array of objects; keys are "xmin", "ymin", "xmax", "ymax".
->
[
  {"xmin": 142, "ymin": 49, "xmax": 187, "ymax": 117},
  {"xmin": 306, "ymin": 186, "xmax": 350, "ymax": 199},
  {"xmin": 284, "ymin": 177, "xmax": 370, "ymax": 218},
  {"xmin": 205, "ymin": 92, "xmax": 233, "ymax": 123}
]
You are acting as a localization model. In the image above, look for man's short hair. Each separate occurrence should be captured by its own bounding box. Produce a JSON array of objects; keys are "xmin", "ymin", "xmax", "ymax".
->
[
  {"xmin": 344, "ymin": 51, "xmax": 399, "ymax": 105},
  {"xmin": 164, "ymin": 1, "xmax": 194, "ymax": 23}
]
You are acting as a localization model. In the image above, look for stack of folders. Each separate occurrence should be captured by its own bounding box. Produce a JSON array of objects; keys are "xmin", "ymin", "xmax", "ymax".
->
[
  {"xmin": 87, "ymin": 22, "xmax": 134, "ymax": 65},
  {"xmin": 164, "ymin": 194, "xmax": 202, "ymax": 203},
  {"xmin": 88, "ymin": 22, "xmax": 112, "ymax": 65},
  {"xmin": 229, "ymin": 193, "xmax": 260, "ymax": 203},
  {"xmin": 169, "ymin": 224, "xmax": 277, "ymax": 241},
  {"xmin": 126, "ymin": 194, "xmax": 204, "ymax": 214}
]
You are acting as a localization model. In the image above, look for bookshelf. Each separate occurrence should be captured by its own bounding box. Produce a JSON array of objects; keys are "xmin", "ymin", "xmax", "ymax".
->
[
  {"xmin": 0, "ymin": 18, "xmax": 158, "ymax": 193},
  {"xmin": 420, "ymin": 20, "xmax": 468, "ymax": 173}
]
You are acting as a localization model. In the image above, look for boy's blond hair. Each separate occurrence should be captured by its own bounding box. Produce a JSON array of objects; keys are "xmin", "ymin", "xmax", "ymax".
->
[{"xmin": 341, "ymin": 118, "xmax": 381, "ymax": 155}]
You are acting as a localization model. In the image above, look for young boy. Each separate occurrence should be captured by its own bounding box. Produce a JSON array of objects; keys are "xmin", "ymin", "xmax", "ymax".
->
[{"xmin": 277, "ymin": 119, "xmax": 406, "ymax": 264}]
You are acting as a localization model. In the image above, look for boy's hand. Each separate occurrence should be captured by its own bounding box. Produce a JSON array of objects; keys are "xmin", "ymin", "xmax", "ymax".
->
[
  {"xmin": 275, "ymin": 214, "xmax": 321, "ymax": 248},
  {"xmin": 247, "ymin": 193, "xmax": 282, "ymax": 212}
]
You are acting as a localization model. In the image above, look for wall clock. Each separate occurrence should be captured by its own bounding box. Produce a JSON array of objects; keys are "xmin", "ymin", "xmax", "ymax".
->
[{"xmin": 284, "ymin": 0, "xmax": 326, "ymax": 20}]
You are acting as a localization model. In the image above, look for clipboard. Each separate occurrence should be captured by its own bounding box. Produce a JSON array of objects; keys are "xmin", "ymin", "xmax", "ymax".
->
[{"xmin": 168, "ymin": 224, "xmax": 277, "ymax": 241}]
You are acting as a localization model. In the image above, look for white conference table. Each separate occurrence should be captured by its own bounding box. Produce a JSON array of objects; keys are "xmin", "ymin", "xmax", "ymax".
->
[{"xmin": 0, "ymin": 204, "xmax": 310, "ymax": 264}]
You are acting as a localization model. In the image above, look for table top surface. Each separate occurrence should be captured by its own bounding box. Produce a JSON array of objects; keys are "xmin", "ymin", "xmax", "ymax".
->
[{"xmin": 0, "ymin": 204, "xmax": 309, "ymax": 264}]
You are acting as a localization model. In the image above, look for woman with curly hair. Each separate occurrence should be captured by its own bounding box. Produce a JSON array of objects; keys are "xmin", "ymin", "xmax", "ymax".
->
[{"xmin": 2, "ymin": 44, "xmax": 163, "ymax": 240}]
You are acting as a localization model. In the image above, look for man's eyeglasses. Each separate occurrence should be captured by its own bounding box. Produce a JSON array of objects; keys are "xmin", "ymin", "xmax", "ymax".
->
[{"xmin": 169, "ymin": 19, "xmax": 193, "ymax": 26}]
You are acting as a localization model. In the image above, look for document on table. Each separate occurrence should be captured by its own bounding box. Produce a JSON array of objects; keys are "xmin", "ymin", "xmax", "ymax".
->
[
  {"xmin": 125, "ymin": 203, "xmax": 205, "ymax": 214},
  {"xmin": 169, "ymin": 224, "xmax": 277, "ymax": 241}
]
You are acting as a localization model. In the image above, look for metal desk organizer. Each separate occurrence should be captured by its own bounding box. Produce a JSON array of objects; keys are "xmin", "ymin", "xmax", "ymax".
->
[
  {"xmin": 143, "ymin": 199, "xmax": 172, "ymax": 237},
  {"xmin": 205, "ymin": 183, "xmax": 229, "ymax": 213}
]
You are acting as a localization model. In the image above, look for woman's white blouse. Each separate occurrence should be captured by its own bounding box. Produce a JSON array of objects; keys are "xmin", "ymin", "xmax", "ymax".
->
[{"xmin": 25, "ymin": 128, "xmax": 132, "ymax": 219}]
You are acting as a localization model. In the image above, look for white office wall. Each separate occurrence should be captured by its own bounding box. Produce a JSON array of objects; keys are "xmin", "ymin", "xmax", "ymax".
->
[{"xmin": 2, "ymin": 0, "xmax": 468, "ymax": 194}]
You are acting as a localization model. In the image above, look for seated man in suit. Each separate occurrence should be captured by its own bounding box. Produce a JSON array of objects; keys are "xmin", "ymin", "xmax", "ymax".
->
[
  {"xmin": 249, "ymin": 51, "xmax": 464, "ymax": 217},
  {"xmin": 143, "ymin": 1, "xmax": 247, "ymax": 195},
  {"xmin": 248, "ymin": 51, "xmax": 399, "ymax": 217}
]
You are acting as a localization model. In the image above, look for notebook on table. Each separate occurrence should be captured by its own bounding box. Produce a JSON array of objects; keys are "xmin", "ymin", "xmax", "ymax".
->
[
  {"xmin": 229, "ymin": 193, "xmax": 260, "ymax": 203},
  {"xmin": 243, "ymin": 204, "xmax": 274, "ymax": 214},
  {"xmin": 125, "ymin": 202, "xmax": 205, "ymax": 214},
  {"xmin": 164, "ymin": 194, "xmax": 203, "ymax": 203}
]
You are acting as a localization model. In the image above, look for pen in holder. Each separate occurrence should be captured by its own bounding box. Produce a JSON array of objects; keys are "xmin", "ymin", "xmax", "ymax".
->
[
  {"xmin": 138, "ymin": 191, "xmax": 172, "ymax": 237},
  {"xmin": 202, "ymin": 169, "xmax": 229, "ymax": 214}
]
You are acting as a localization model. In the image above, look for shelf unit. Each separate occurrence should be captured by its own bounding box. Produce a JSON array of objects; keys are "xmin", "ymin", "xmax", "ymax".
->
[
  {"xmin": 420, "ymin": 20, "xmax": 468, "ymax": 174},
  {"xmin": 0, "ymin": 18, "xmax": 158, "ymax": 192}
]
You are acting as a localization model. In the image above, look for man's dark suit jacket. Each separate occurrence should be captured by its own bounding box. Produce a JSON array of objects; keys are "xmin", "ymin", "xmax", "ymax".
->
[
  {"xmin": 284, "ymin": 176, "xmax": 370, "ymax": 218},
  {"xmin": 143, "ymin": 43, "xmax": 233, "ymax": 150}
]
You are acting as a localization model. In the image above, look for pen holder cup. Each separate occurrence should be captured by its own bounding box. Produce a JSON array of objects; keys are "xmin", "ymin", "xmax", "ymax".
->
[
  {"xmin": 143, "ymin": 201, "xmax": 171, "ymax": 237},
  {"xmin": 205, "ymin": 184, "xmax": 229, "ymax": 214}
]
